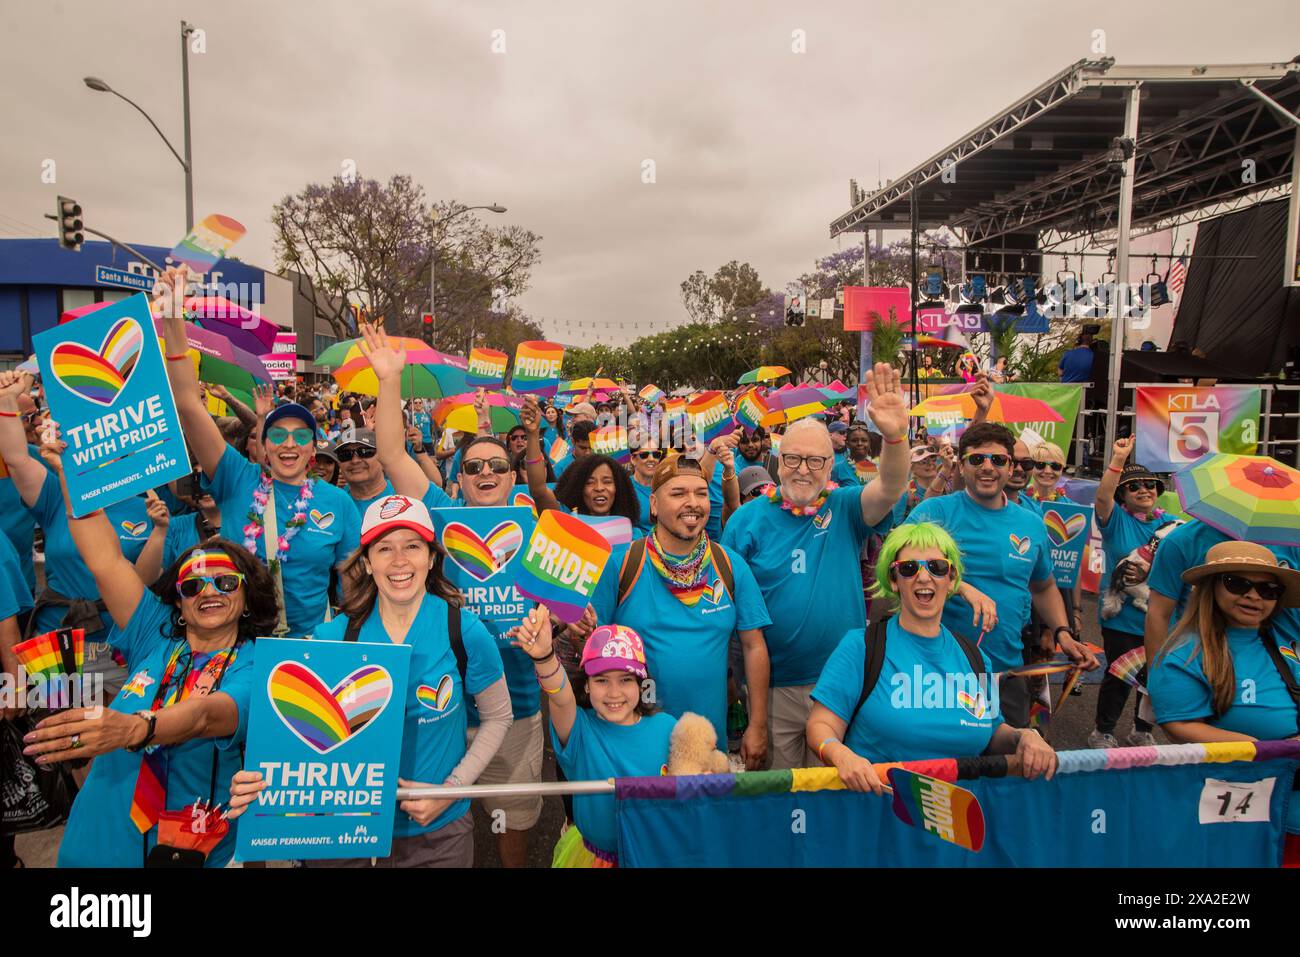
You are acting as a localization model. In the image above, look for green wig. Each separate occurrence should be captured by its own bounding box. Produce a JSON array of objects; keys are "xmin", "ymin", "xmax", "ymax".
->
[{"xmin": 870, "ymin": 522, "xmax": 964, "ymax": 611}]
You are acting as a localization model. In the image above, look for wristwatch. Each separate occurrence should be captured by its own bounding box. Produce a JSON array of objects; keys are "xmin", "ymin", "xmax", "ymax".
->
[
  {"xmin": 126, "ymin": 711, "xmax": 157, "ymax": 752},
  {"xmin": 1053, "ymin": 626, "xmax": 1075, "ymax": 645}
]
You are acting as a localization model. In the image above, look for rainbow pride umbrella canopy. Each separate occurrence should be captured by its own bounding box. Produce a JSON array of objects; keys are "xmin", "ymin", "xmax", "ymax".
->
[
  {"xmin": 738, "ymin": 365, "xmax": 792, "ymax": 385},
  {"xmin": 315, "ymin": 336, "xmax": 437, "ymax": 369},
  {"xmin": 185, "ymin": 297, "xmax": 279, "ymax": 356},
  {"xmin": 1174, "ymin": 453, "xmax": 1300, "ymax": 546},
  {"xmin": 769, "ymin": 386, "xmax": 836, "ymax": 424},
  {"xmin": 910, "ymin": 389, "xmax": 1062, "ymax": 424},
  {"xmin": 334, "ymin": 353, "xmax": 469, "ymax": 400},
  {"xmin": 560, "ymin": 377, "xmax": 620, "ymax": 393},
  {"xmin": 432, "ymin": 392, "xmax": 524, "ymax": 433}
]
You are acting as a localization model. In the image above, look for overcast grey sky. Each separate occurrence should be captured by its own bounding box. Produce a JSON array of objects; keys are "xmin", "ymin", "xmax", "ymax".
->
[{"xmin": 1, "ymin": 1, "xmax": 1295, "ymax": 345}]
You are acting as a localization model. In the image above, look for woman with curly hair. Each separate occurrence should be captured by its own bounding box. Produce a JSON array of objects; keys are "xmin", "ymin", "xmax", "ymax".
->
[{"xmin": 23, "ymin": 424, "xmax": 278, "ymax": 869}]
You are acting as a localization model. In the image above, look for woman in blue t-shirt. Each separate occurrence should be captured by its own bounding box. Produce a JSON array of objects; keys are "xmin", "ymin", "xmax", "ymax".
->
[
  {"xmin": 24, "ymin": 431, "xmax": 277, "ymax": 868},
  {"xmin": 1150, "ymin": 540, "xmax": 1300, "ymax": 865},
  {"xmin": 806, "ymin": 522, "xmax": 1058, "ymax": 794},
  {"xmin": 516, "ymin": 611, "xmax": 675, "ymax": 867},
  {"xmin": 227, "ymin": 492, "xmax": 511, "ymax": 867}
]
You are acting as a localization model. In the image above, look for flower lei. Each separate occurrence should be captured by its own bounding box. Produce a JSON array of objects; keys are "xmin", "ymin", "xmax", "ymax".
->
[
  {"xmin": 1029, "ymin": 484, "xmax": 1068, "ymax": 503},
  {"xmin": 243, "ymin": 472, "xmax": 314, "ymax": 570},
  {"xmin": 762, "ymin": 481, "xmax": 838, "ymax": 517}
]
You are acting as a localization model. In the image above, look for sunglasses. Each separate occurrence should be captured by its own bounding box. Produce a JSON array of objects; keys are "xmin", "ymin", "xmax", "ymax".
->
[
  {"xmin": 1122, "ymin": 479, "xmax": 1159, "ymax": 492},
  {"xmin": 890, "ymin": 559, "xmax": 953, "ymax": 579},
  {"xmin": 177, "ymin": 573, "xmax": 245, "ymax": 599},
  {"xmin": 1011, "ymin": 457, "xmax": 1036, "ymax": 471},
  {"xmin": 634, "ymin": 450, "xmax": 665, "ymax": 461},
  {"xmin": 1219, "ymin": 574, "xmax": 1284, "ymax": 602},
  {"xmin": 266, "ymin": 426, "xmax": 315, "ymax": 446},
  {"xmin": 781, "ymin": 453, "xmax": 829, "ymax": 471},
  {"xmin": 461, "ymin": 457, "xmax": 512, "ymax": 476},
  {"xmin": 337, "ymin": 446, "xmax": 377, "ymax": 462},
  {"xmin": 1033, "ymin": 461, "xmax": 1064, "ymax": 471},
  {"xmin": 963, "ymin": 453, "xmax": 1010, "ymax": 468}
]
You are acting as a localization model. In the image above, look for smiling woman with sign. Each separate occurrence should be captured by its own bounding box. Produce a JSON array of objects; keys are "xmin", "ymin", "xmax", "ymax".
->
[
  {"xmin": 154, "ymin": 266, "xmax": 361, "ymax": 637},
  {"xmin": 806, "ymin": 523, "xmax": 1058, "ymax": 795},
  {"xmin": 22, "ymin": 424, "xmax": 277, "ymax": 868},
  {"xmin": 228, "ymin": 493, "xmax": 510, "ymax": 867}
]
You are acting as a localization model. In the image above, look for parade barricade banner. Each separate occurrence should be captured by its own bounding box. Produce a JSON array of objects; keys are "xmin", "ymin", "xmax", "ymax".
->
[
  {"xmin": 432, "ymin": 505, "xmax": 535, "ymax": 637},
  {"xmin": 616, "ymin": 741, "xmax": 1300, "ymax": 867},
  {"xmin": 236, "ymin": 637, "xmax": 411, "ymax": 862},
  {"xmin": 1135, "ymin": 385, "xmax": 1260, "ymax": 472},
  {"xmin": 1041, "ymin": 500, "xmax": 1094, "ymax": 589},
  {"xmin": 34, "ymin": 293, "xmax": 191, "ymax": 516}
]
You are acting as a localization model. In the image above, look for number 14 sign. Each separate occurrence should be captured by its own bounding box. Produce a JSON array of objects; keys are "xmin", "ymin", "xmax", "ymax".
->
[{"xmin": 1198, "ymin": 777, "xmax": 1275, "ymax": 824}]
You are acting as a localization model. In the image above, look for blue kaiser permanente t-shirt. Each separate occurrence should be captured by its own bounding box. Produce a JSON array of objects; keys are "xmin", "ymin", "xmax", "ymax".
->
[
  {"xmin": 553, "ymin": 709, "xmax": 676, "ymax": 854},
  {"xmin": 315, "ymin": 592, "xmax": 502, "ymax": 837},
  {"xmin": 209, "ymin": 445, "xmax": 360, "ymax": 638},
  {"xmin": 57, "ymin": 592, "xmax": 255, "ymax": 868},
  {"xmin": 812, "ymin": 618, "xmax": 1000, "ymax": 762},
  {"xmin": 1148, "ymin": 519, "xmax": 1300, "ymax": 649},
  {"xmin": 162, "ymin": 514, "xmax": 209, "ymax": 572},
  {"xmin": 590, "ymin": 541, "xmax": 771, "ymax": 744},
  {"xmin": 348, "ymin": 479, "xmax": 396, "ymax": 519},
  {"xmin": 31, "ymin": 472, "xmax": 152, "ymax": 640},
  {"xmin": 0, "ymin": 531, "xmax": 34, "ymax": 623},
  {"xmin": 0, "ymin": 444, "xmax": 44, "ymax": 595},
  {"xmin": 722, "ymin": 484, "xmax": 890, "ymax": 686},
  {"xmin": 1098, "ymin": 506, "xmax": 1177, "ymax": 636},
  {"xmin": 630, "ymin": 478, "xmax": 654, "ymax": 537},
  {"xmin": 905, "ymin": 491, "xmax": 1055, "ymax": 672},
  {"xmin": 1150, "ymin": 626, "xmax": 1300, "ymax": 833},
  {"xmin": 705, "ymin": 462, "xmax": 725, "ymax": 542}
]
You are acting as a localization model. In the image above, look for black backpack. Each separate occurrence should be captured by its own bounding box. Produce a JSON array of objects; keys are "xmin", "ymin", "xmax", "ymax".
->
[
  {"xmin": 847, "ymin": 615, "xmax": 987, "ymax": 729},
  {"xmin": 343, "ymin": 601, "xmax": 466, "ymax": 683}
]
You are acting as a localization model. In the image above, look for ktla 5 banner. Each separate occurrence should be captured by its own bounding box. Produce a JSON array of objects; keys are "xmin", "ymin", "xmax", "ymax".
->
[{"xmin": 1136, "ymin": 385, "xmax": 1260, "ymax": 472}]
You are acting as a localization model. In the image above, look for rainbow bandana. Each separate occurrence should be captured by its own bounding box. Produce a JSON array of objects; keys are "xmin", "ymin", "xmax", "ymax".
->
[
  {"xmin": 177, "ymin": 550, "xmax": 239, "ymax": 582},
  {"xmin": 644, "ymin": 530, "xmax": 715, "ymax": 606}
]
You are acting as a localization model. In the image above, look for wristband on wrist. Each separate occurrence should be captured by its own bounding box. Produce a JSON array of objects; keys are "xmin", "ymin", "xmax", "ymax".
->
[
  {"xmin": 0, "ymin": 410, "xmax": 16, "ymax": 418},
  {"xmin": 536, "ymin": 658, "xmax": 563, "ymax": 680},
  {"xmin": 525, "ymin": 455, "xmax": 544, "ymax": 466},
  {"xmin": 540, "ymin": 670, "xmax": 568, "ymax": 695},
  {"xmin": 817, "ymin": 736, "xmax": 840, "ymax": 762},
  {"xmin": 126, "ymin": 711, "xmax": 157, "ymax": 752},
  {"xmin": 883, "ymin": 435, "xmax": 905, "ymax": 445},
  {"xmin": 165, "ymin": 353, "xmax": 191, "ymax": 362},
  {"xmin": 1107, "ymin": 465, "xmax": 1123, "ymax": 473},
  {"xmin": 1053, "ymin": 626, "xmax": 1075, "ymax": 644}
]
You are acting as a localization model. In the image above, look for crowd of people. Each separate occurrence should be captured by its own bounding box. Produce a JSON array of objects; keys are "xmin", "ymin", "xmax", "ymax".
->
[{"xmin": 2, "ymin": 263, "xmax": 1298, "ymax": 870}]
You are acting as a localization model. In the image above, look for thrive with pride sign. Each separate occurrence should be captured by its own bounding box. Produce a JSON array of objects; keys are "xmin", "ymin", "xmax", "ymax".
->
[
  {"xmin": 510, "ymin": 341, "xmax": 564, "ymax": 397},
  {"xmin": 514, "ymin": 509, "xmax": 612, "ymax": 622},
  {"xmin": 34, "ymin": 294, "xmax": 191, "ymax": 516}
]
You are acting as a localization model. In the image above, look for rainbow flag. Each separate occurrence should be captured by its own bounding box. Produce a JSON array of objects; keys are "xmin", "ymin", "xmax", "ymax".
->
[
  {"xmin": 548, "ymin": 436, "xmax": 570, "ymax": 464},
  {"xmin": 735, "ymin": 390, "xmax": 770, "ymax": 432},
  {"xmin": 515, "ymin": 510, "xmax": 613, "ymax": 623},
  {"xmin": 510, "ymin": 341, "xmax": 565, "ymax": 397},
  {"xmin": 887, "ymin": 768, "xmax": 985, "ymax": 852},
  {"xmin": 577, "ymin": 515, "xmax": 634, "ymax": 547},
  {"xmin": 13, "ymin": 628, "xmax": 84, "ymax": 683},
  {"xmin": 591, "ymin": 425, "xmax": 630, "ymax": 463},
  {"xmin": 639, "ymin": 384, "xmax": 665, "ymax": 406},
  {"xmin": 169, "ymin": 214, "xmax": 246, "ymax": 276},
  {"xmin": 467, "ymin": 348, "xmax": 509, "ymax": 389},
  {"xmin": 687, "ymin": 391, "xmax": 736, "ymax": 445}
]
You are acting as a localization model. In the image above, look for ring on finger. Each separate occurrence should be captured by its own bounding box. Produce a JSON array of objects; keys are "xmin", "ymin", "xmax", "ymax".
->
[{"xmin": 69, "ymin": 733, "xmax": 82, "ymax": 750}]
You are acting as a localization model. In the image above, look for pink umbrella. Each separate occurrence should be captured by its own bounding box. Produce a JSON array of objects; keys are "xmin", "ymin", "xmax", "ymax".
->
[{"xmin": 185, "ymin": 296, "xmax": 279, "ymax": 356}]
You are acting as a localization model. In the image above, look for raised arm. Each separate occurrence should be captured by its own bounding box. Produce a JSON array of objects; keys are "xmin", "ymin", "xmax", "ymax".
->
[
  {"xmin": 710, "ymin": 433, "xmax": 741, "ymax": 525},
  {"xmin": 1094, "ymin": 436, "xmax": 1133, "ymax": 525},
  {"xmin": 858, "ymin": 362, "xmax": 910, "ymax": 526},
  {"xmin": 359, "ymin": 323, "xmax": 430, "ymax": 500},
  {"xmin": 516, "ymin": 607, "xmax": 576, "ymax": 743},
  {"xmin": 153, "ymin": 266, "xmax": 227, "ymax": 479},
  {"xmin": 0, "ymin": 371, "xmax": 47, "ymax": 506},
  {"xmin": 132, "ymin": 491, "xmax": 171, "ymax": 585},
  {"xmin": 39, "ymin": 423, "xmax": 144, "ymax": 630},
  {"xmin": 519, "ymin": 397, "xmax": 561, "ymax": 513},
  {"xmin": 209, "ymin": 383, "xmax": 258, "ymax": 432}
]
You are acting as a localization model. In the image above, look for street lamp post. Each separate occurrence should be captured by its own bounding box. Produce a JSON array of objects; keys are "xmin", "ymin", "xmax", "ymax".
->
[
  {"xmin": 428, "ymin": 203, "xmax": 506, "ymax": 352},
  {"xmin": 83, "ymin": 21, "xmax": 196, "ymax": 232}
]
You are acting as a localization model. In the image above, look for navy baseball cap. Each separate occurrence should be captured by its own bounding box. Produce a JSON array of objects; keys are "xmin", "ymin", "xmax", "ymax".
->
[{"xmin": 263, "ymin": 403, "xmax": 315, "ymax": 434}]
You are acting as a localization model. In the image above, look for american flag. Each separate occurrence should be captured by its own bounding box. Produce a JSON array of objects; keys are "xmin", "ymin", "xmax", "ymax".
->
[{"xmin": 1168, "ymin": 253, "xmax": 1188, "ymax": 295}]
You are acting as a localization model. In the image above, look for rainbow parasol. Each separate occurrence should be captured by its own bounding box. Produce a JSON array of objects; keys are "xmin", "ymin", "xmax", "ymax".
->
[
  {"xmin": 910, "ymin": 389, "xmax": 1062, "ymax": 424},
  {"xmin": 315, "ymin": 336, "xmax": 436, "ymax": 369},
  {"xmin": 432, "ymin": 392, "xmax": 524, "ymax": 433},
  {"xmin": 738, "ymin": 365, "xmax": 792, "ymax": 385},
  {"xmin": 768, "ymin": 386, "xmax": 836, "ymax": 424},
  {"xmin": 560, "ymin": 377, "xmax": 620, "ymax": 393},
  {"xmin": 1173, "ymin": 453, "xmax": 1300, "ymax": 546},
  {"xmin": 333, "ymin": 352, "xmax": 470, "ymax": 400}
]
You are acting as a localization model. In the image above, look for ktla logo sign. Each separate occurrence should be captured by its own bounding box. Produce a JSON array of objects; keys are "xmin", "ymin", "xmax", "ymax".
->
[{"xmin": 50, "ymin": 887, "xmax": 151, "ymax": 937}]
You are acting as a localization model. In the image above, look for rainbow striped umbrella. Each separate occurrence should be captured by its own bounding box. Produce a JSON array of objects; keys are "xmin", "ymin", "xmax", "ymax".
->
[
  {"xmin": 769, "ymin": 386, "xmax": 836, "ymax": 424},
  {"xmin": 738, "ymin": 365, "xmax": 792, "ymax": 385},
  {"xmin": 560, "ymin": 377, "xmax": 620, "ymax": 393},
  {"xmin": 909, "ymin": 390, "xmax": 1061, "ymax": 424},
  {"xmin": 333, "ymin": 353, "xmax": 469, "ymax": 400},
  {"xmin": 432, "ymin": 392, "xmax": 524, "ymax": 433},
  {"xmin": 1174, "ymin": 454, "xmax": 1300, "ymax": 546},
  {"xmin": 315, "ymin": 336, "xmax": 439, "ymax": 369}
]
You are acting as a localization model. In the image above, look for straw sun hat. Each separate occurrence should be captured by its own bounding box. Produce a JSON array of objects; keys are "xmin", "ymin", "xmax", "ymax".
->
[{"xmin": 1181, "ymin": 540, "xmax": 1300, "ymax": 607}]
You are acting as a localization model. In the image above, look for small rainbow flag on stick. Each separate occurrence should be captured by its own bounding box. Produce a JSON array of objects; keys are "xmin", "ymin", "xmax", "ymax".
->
[
  {"xmin": 639, "ymin": 384, "xmax": 665, "ymax": 406},
  {"xmin": 688, "ymin": 391, "xmax": 736, "ymax": 445},
  {"xmin": 1107, "ymin": 646, "xmax": 1147, "ymax": 689},
  {"xmin": 577, "ymin": 515, "xmax": 634, "ymax": 548},
  {"xmin": 169, "ymin": 214, "xmax": 246, "ymax": 276},
  {"xmin": 592, "ymin": 425, "xmax": 630, "ymax": 463},
  {"xmin": 515, "ymin": 510, "xmax": 613, "ymax": 623},
  {"xmin": 13, "ymin": 628, "xmax": 85, "ymax": 709},
  {"xmin": 510, "ymin": 341, "xmax": 565, "ymax": 397},
  {"xmin": 887, "ymin": 767, "xmax": 985, "ymax": 852}
]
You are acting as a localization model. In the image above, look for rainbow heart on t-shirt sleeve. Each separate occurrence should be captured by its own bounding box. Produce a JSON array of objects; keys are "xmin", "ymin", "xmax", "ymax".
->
[{"xmin": 1009, "ymin": 534, "xmax": 1031, "ymax": 555}]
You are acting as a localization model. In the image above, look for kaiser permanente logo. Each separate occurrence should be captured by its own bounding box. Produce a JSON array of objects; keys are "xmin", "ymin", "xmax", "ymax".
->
[
  {"xmin": 50, "ymin": 887, "xmax": 151, "ymax": 937},
  {"xmin": 890, "ymin": 669, "xmax": 999, "ymax": 726}
]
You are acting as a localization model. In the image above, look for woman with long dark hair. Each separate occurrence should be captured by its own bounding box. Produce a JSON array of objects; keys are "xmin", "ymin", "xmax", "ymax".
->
[
  {"xmin": 227, "ymin": 493, "xmax": 510, "ymax": 867},
  {"xmin": 23, "ymin": 425, "xmax": 277, "ymax": 868}
]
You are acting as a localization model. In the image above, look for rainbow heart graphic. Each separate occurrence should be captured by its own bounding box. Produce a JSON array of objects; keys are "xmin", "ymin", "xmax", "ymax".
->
[
  {"xmin": 120, "ymin": 520, "xmax": 147, "ymax": 537},
  {"xmin": 1280, "ymin": 645, "xmax": 1298, "ymax": 666},
  {"xmin": 1042, "ymin": 510, "xmax": 1087, "ymax": 547},
  {"xmin": 1009, "ymin": 534, "xmax": 1031, "ymax": 555},
  {"xmin": 416, "ymin": 674, "xmax": 455, "ymax": 712},
  {"xmin": 309, "ymin": 509, "xmax": 335, "ymax": 530},
  {"xmin": 267, "ymin": 661, "xmax": 393, "ymax": 755},
  {"xmin": 50, "ymin": 318, "xmax": 143, "ymax": 407},
  {"xmin": 699, "ymin": 579, "xmax": 727, "ymax": 605},
  {"xmin": 956, "ymin": 690, "xmax": 987, "ymax": 718},
  {"xmin": 442, "ymin": 521, "xmax": 523, "ymax": 582},
  {"xmin": 813, "ymin": 511, "xmax": 831, "ymax": 530},
  {"xmin": 512, "ymin": 491, "xmax": 537, "ymax": 516}
]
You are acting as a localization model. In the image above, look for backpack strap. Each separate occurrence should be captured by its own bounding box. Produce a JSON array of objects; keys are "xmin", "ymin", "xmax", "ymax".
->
[
  {"xmin": 951, "ymin": 631, "xmax": 986, "ymax": 683},
  {"xmin": 848, "ymin": 615, "xmax": 892, "ymax": 730},
  {"xmin": 708, "ymin": 540, "xmax": 735, "ymax": 601},
  {"xmin": 342, "ymin": 616, "xmax": 363, "ymax": 643},
  {"xmin": 344, "ymin": 604, "xmax": 466, "ymax": 686},
  {"xmin": 617, "ymin": 538, "xmax": 649, "ymax": 607},
  {"xmin": 1258, "ymin": 626, "xmax": 1300, "ymax": 736}
]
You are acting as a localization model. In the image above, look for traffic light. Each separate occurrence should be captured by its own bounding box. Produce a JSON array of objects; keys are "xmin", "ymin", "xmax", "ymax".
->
[
  {"xmin": 56, "ymin": 196, "xmax": 84, "ymax": 251},
  {"xmin": 421, "ymin": 313, "xmax": 434, "ymax": 345}
]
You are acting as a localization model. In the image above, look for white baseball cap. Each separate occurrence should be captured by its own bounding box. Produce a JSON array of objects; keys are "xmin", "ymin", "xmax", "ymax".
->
[{"xmin": 360, "ymin": 494, "xmax": 436, "ymax": 546}]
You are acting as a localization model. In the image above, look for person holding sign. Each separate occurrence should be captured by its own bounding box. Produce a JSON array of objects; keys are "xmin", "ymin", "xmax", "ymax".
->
[
  {"xmin": 515, "ymin": 611, "xmax": 675, "ymax": 867},
  {"xmin": 1148, "ymin": 541, "xmax": 1300, "ymax": 863},
  {"xmin": 0, "ymin": 371, "xmax": 152, "ymax": 696},
  {"xmin": 1089, "ymin": 438, "xmax": 1176, "ymax": 749},
  {"xmin": 720, "ymin": 363, "xmax": 910, "ymax": 769},
  {"xmin": 24, "ymin": 424, "xmax": 277, "ymax": 868},
  {"xmin": 154, "ymin": 266, "xmax": 360, "ymax": 637},
  {"xmin": 807, "ymin": 523, "xmax": 1057, "ymax": 793},
  {"xmin": 228, "ymin": 494, "xmax": 509, "ymax": 867},
  {"xmin": 590, "ymin": 454, "xmax": 772, "ymax": 768}
]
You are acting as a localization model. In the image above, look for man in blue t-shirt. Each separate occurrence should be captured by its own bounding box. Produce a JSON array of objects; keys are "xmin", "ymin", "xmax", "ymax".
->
[
  {"xmin": 338, "ymin": 429, "xmax": 395, "ymax": 518},
  {"xmin": 592, "ymin": 454, "xmax": 772, "ymax": 767},
  {"xmin": 905, "ymin": 422, "xmax": 1099, "ymax": 726},
  {"xmin": 721, "ymin": 362, "xmax": 911, "ymax": 769},
  {"xmin": 1058, "ymin": 335, "xmax": 1095, "ymax": 384}
]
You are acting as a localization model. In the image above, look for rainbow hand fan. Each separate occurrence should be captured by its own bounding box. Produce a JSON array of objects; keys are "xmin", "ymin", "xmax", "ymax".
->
[{"xmin": 1107, "ymin": 646, "xmax": 1147, "ymax": 689}]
